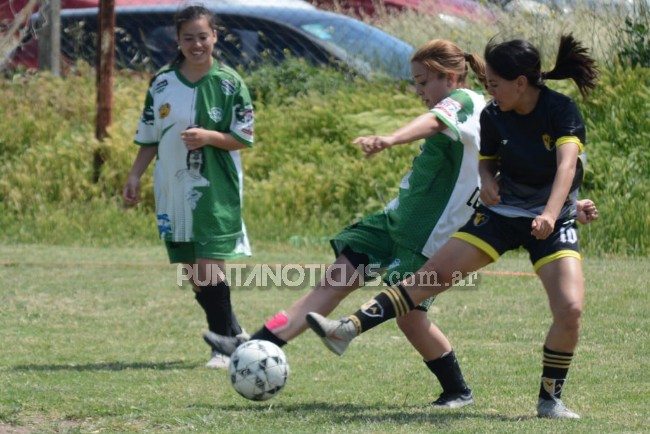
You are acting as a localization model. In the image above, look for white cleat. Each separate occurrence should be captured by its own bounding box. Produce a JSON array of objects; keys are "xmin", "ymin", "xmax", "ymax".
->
[
  {"xmin": 205, "ymin": 351, "xmax": 230, "ymax": 369},
  {"xmin": 306, "ymin": 312, "xmax": 357, "ymax": 356},
  {"xmin": 537, "ymin": 397, "xmax": 580, "ymax": 419}
]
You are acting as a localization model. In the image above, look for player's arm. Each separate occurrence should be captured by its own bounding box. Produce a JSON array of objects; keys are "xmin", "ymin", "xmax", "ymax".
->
[
  {"xmin": 479, "ymin": 158, "xmax": 500, "ymax": 206},
  {"xmin": 123, "ymin": 145, "xmax": 158, "ymax": 205},
  {"xmin": 576, "ymin": 198, "xmax": 599, "ymax": 224},
  {"xmin": 182, "ymin": 128, "xmax": 249, "ymax": 151},
  {"xmin": 531, "ymin": 141, "xmax": 580, "ymax": 239},
  {"xmin": 354, "ymin": 112, "xmax": 444, "ymax": 158}
]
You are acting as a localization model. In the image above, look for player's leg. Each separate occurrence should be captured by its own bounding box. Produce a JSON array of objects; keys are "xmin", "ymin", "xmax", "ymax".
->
[
  {"xmin": 165, "ymin": 242, "xmax": 244, "ymax": 368},
  {"xmin": 397, "ymin": 307, "xmax": 474, "ymax": 408},
  {"xmin": 535, "ymin": 256, "xmax": 584, "ymax": 419},
  {"xmin": 306, "ymin": 237, "xmax": 493, "ymax": 355},
  {"xmin": 529, "ymin": 215, "xmax": 584, "ymax": 419},
  {"xmin": 204, "ymin": 213, "xmax": 392, "ymax": 356},
  {"xmin": 203, "ymin": 250, "xmax": 366, "ymax": 355}
]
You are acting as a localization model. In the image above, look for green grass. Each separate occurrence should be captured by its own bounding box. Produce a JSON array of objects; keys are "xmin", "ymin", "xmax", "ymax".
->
[{"xmin": 0, "ymin": 243, "xmax": 648, "ymax": 433}]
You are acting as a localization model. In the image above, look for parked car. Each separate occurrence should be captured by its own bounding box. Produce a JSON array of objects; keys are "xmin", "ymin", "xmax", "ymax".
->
[
  {"xmin": 308, "ymin": 0, "xmax": 499, "ymax": 23},
  {"xmin": 4, "ymin": 1, "xmax": 415, "ymax": 80}
]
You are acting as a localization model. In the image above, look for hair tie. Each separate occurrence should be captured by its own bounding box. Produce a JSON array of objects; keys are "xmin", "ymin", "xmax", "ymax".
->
[{"xmin": 463, "ymin": 52, "xmax": 470, "ymax": 61}]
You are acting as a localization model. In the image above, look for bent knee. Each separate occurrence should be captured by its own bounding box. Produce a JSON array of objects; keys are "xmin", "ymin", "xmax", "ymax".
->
[{"xmin": 396, "ymin": 311, "xmax": 428, "ymax": 336}]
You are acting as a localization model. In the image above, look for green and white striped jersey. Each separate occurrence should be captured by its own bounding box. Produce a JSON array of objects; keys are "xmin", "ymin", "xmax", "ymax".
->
[
  {"xmin": 385, "ymin": 88, "xmax": 485, "ymax": 258},
  {"xmin": 134, "ymin": 61, "xmax": 254, "ymax": 246}
]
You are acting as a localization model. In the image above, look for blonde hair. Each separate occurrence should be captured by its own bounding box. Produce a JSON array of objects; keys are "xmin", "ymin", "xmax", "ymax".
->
[{"xmin": 411, "ymin": 39, "xmax": 486, "ymax": 88}]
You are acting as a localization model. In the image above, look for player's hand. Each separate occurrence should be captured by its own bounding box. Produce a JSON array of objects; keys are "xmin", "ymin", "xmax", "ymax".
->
[
  {"xmin": 531, "ymin": 213, "xmax": 555, "ymax": 240},
  {"xmin": 122, "ymin": 175, "xmax": 141, "ymax": 206},
  {"xmin": 353, "ymin": 135, "xmax": 394, "ymax": 158},
  {"xmin": 181, "ymin": 127, "xmax": 208, "ymax": 151},
  {"xmin": 479, "ymin": 176, "xmax": 501, "ymax": 206},
  {"xmin": 576, "ymin": 199, "xmax": 599, "ymax": 225}
]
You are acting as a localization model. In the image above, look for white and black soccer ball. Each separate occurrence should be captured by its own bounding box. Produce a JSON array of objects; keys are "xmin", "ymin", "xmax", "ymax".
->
[{"xmin": 228, "ymin": 339, "xmax": 289, "ymax": 401}]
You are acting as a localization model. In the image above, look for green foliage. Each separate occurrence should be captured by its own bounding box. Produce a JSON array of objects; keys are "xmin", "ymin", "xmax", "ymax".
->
[
  {"xmin": 0, "ymin": 58, "xmax": 648, "ymax": 254},
  {"xmin": 618, "ymin": 15, "xmax": 650, "ymax": 67}
]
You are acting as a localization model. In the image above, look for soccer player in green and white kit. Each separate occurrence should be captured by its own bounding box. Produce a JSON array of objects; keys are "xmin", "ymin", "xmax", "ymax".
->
[
  {"xmin": 123, "ymin": 5, "xmax": 253, "ymax": 369},
  {"xmin": 205, "ymin": 39, "xmax": 487, "ymax": 408}
]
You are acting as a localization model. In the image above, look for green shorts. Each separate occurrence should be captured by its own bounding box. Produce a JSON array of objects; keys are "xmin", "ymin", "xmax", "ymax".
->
[
  {"xmin": 165, "ymin": 238, "xmax": 250, "ymax": 264},
  {"xmin": 331, "ymin": 211, "xmax": 436, "ymax": 311}
]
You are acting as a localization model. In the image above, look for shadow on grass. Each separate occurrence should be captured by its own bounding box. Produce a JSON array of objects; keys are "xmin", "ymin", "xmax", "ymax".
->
[
  {"xmin": 12, "ymin": 360, "xmax": 197, "ymax": 371},
  {"xmin": 193, "ymin": 402, "xmax": 537, "ymax": 423}
]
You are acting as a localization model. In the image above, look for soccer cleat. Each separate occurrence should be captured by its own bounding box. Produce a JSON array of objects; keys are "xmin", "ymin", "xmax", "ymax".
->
[
  {"xmin": 205, "ymin": 350, "xmax": 230, "ymax": 369},
  {"xmin": 305, "ymin": 312, "xmax": 357, "ymax": 356},
  {"xmin": 203, "ymin": 331, "xmax": 249, "ymax": 356},
  {"xmin": 431, "ymin": 390, "xmax": 474, "ymax": 409},
  {"xmin": 537, "ymin": 397, "xmax": 580, "ymax": 419}
]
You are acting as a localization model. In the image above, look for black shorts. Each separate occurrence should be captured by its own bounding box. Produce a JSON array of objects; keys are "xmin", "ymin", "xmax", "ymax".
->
[{"xmin": 452, "ymin": 205, "xmax": 581, "ymax": 272}]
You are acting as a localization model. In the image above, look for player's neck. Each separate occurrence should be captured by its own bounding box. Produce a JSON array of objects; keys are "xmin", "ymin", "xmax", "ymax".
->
[{"xmin": 180, "ymin": 59, "xmax": 213, "ymax": 83}]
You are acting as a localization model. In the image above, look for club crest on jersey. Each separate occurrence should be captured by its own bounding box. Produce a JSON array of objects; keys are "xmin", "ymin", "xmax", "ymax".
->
[
  {"xmin": 221, "ymin": 79, "xmax": 236, "ymax": 95},
  {"xmin": 361, "ymin": 300, "xmax": 384, "ymax": 318},
  {"xmin": 158, "ymin": 103, "xmax": 171, "ymax": 119},
  {"xmin": 542, "ymin": 133, "xmax": 554, "ymax": 151},
  {"xmin": 208, "ymin": 107, "xmax": 223, "ymax": 123},
  {"xmin": 473, "ymin": 212, "xmax": 488, "ymax": 227}
]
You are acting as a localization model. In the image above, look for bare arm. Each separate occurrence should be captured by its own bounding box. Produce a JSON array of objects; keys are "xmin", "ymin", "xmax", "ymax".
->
[
  {"xmin": 181, "ymin": 127, "xmax": 249, "ymax": 151},
  {"xmin": 531, "ymin": 142, "xmax": 580, "ymax": 239},
  {"xmin": 354, "ymin": 112, "xmax": 444, "ymax": 158},
  {"xmin": 122, "ymin": 145, "xmax": 158, "ymax": 205},
  {"xmin": 479, "ymin": 159, "xmax": 500, "ymax": 206}
]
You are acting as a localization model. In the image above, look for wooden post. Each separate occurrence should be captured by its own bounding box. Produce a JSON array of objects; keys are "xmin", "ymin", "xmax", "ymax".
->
[
  {"xmin": 37, "ymin": 0, "xmax": 61, "ymax": 75},
  {"xmin": 94, "ymin": 0, "xmax": 115, "ymax": 183}
]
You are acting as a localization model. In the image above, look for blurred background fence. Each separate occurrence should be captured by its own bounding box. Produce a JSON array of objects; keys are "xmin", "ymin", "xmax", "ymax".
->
[{"xmin": 2, "ymin": 0, "xmax": 649, "ymax": 76}]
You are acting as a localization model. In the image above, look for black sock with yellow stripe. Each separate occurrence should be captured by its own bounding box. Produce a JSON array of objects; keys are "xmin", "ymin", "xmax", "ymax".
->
[
  {"xmin": 539, "ymin": 346, "xmax": 573, "ymax": 400},
  {"xmin": 349, "ymin": 285, "xmax": 415, "ymax": 333}
]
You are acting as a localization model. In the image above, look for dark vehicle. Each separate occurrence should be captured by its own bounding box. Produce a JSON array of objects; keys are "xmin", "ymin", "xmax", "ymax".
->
[{"xmin": 6, "ymin": 3, "xmax": 415, "ymax": 80}]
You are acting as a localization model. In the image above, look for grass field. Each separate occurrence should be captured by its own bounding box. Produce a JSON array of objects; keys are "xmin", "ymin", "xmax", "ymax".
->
[{"xmin": 0, "ymin": 243, "xmax": 648, "ymax": 433}]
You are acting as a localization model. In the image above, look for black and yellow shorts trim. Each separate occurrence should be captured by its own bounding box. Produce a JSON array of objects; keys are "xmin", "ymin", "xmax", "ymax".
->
[
  {"xmin": 452, "ymin": 205, "xmax": 581, "ymax": 272},
  {"xmin": 330, "ymin": 211, "xmax": 436, "ymax": 311}
]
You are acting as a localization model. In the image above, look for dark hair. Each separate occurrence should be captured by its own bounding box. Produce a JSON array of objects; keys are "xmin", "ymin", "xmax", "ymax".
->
[
  {"xmin": 170, "ymin": 5, "xmax": 217, "ymax": 66},
  {"xmin": 412, "ymin": 39, "xmax": 487, "ymax": 88},
  {"xmin": 484, "ymin": 34, "xmax": 599, "ymax": 98}
]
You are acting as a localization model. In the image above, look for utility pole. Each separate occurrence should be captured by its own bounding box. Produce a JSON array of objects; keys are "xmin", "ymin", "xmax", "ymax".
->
[{"xmin": 94, "ymin": 0, "xmax": 115, "ymax": 183}]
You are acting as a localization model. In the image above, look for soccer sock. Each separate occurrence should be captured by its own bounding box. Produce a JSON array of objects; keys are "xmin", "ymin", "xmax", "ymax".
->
[
  {"xmin": 251, "ymin": 326, "xmax": 288, "ymax": 348},
  {"xmin": 194, "ymin": 281, "xmax": 234, "ymax": 336},
  {"xmin": 349, "ymin": 285, "xmax": 415, "ymax": 333},
  {"xmin": 425, "ymin": 351, "xmax": 470, "ymax": 394},
  {"xmin": 539, "ymin": 346, "xmax": 573, "ymax": 400}
]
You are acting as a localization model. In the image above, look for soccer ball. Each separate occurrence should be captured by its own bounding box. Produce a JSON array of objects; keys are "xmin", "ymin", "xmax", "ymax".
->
[{"xmin": 228, "ymin": 339, "xmax": 289, "ymax": 401}]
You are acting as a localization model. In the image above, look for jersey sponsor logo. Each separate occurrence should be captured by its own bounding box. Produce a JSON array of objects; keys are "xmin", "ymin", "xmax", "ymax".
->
[
  {"xmin": 542, "ymin": 133, "xmax": 554, "ymax": 151},
  {"xmin": 435, "ymin": 97, "xmax": 463, "ymax": 122},
  {"xmin": 142, "ymin": 106, "xmax": 155, "ymax": 126},
  {"xmin": 361, "ymin": 300, "xmax": 384, "ymax": 318},
  {"xmin": 208, "ymin": 107, "xmax": 223, "ymax": 123},
  {"xmin": 473, "ymin": 212, "xmax": 489, "ymax": 227},
  {"xmin": 157, "ymin": 213, "xmax": 171, "ymax": 237},
  {"xmin": 501, "ymin": 139, "xmax": 508, "ymax": 146},
  {"xmin": 154, "ymin": 79, "xmax": 168, "ymax": 94},
  {"xmin": 158, "ymin": 103, "xmax": 171, "ymax": 119},
  {"xmin": 221, "ymin": 79, "xmax": 236, "ymax": 95}
]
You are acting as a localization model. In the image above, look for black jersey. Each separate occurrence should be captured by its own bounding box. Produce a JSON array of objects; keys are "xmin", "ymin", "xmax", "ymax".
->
[{"xmin": 480, "ymin": 86, "xmax": 585, "ymax": 218}]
